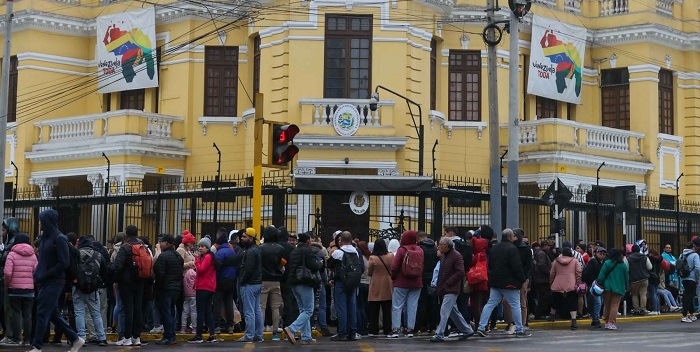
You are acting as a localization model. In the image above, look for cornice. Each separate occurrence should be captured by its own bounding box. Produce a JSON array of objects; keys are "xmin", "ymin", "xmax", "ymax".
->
[
  {"xmin": 519, "ymin": 150, "xmax": 654, "ymax": 174},
  {"xmin": 293, "ymin": 135, "xmax": 409, "ymax": 151}
]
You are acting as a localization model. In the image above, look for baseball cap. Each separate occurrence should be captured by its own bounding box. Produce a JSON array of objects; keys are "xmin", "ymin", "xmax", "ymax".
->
[
  {"xmin": 596, "ymin": 247, "xmax": 607, "ymax": 253},
  {"xmin": 160, "ymin": 234, "xmax": 175, "ymax": 244}
]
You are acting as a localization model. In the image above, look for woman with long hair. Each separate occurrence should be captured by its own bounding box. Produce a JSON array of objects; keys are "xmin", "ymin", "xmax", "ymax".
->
[
  {"xmin": 367, "ymin": 239, "xmax": 394, "ymax": 336},
  {"xmin": 599, "ymin": 248, "xmax": 629, "ymax": 330}
]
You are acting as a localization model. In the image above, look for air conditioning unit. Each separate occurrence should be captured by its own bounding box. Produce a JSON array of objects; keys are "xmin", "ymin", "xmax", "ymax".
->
[{"xmin": 142, "ymin": 199, "xmax": 158, "ymax": 216}]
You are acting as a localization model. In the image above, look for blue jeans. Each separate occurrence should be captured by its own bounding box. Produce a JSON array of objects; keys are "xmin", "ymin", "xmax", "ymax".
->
[
  {"xmin": 72, "ymin": 287, "xmax": 107, "ymax": 341},
  {"xmin": 157, "ymin": 290, "xmax": 179, "ymax": 341},
  {"xmin": 658, "ymin": 288, "xmax": 678, "ymax": 307},
  {"xmin": 32, "ymin": 283, "xmax": 79, "ymax": 349},
  {"xmin": 356, "ymin": 284, "xmax": 369, "ymax": 335},
  {"xmin": 587, "ymin": 291, "xmax": 603, "ymax": 323},
  {"xmin": 113, "ymin": 289, "xmax": 126, "ymax": 338},
  {"xmin": 478, "ymin": 288, "xmax": 523, "ymax": 333},
  {"xmin": 334, "ymin": 281, "xmax": 357, "ymax": 336},
  {"xmin": 318, "ymin": 284, "xmax": 328, "ymax": 328},
  {"xmin": 289, "ymin": 285, "xmax": 314, "ymax": 341},
  {"xmin": 391, "ymin": 287, "xmax": 420, "ymax": 330},
  {"xmin": 648, "ymin": 283, "xmax": 659, "ymax": 312},
  {"xmin": 435, "ymin": 294, "xmax": 474, "ymax": 338},
  {"xmin": 240, "ymin": 284, "xmax": 263, "ymax": 340}
]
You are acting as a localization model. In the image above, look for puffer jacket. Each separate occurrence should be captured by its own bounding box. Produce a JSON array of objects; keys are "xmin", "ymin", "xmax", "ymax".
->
[
  {"xmin": 177, "ymin": 244, "xmax": 196, "ymax": 273},
  {"xmin": 390, "ymin": 231, "xmax": 423, "ymax": 289},
  {"xmin": 627, "ymin": 252, "xmax": 651, "ymax": 283},
  {"xmin": 470, "ymin": 237, "xmax": 489, "ymax": 292},
  {"xmin": 183, "ymin": 268, "xmax": 196, "ymax": 297},
  {"xmin": 436, "ymin": 247, "xmax": 464, "ymax": 296},
  {"xmin": 549, "ymin": 256, "xmax": 581, "ymax": 293},
  {"xmin": 4, "ymin": 243, "xmax": 38, "ymax": 294},
  {"xmin": 287, "ymin": 243, "xmax": 321, "ymax": 286},
  {"xmin": 153, "ymin": 246, "xmax": 184, "ymax": 292},
  {"xmin": 419, "ymin": 239, "xmax": 438, "ymax": 287},
  {"xmin": 195, "ymin": 252, "xmax": 216, "ymax": 292}
]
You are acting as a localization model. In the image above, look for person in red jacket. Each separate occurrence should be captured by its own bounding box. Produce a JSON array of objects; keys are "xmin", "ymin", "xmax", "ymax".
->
[
  {"xmin": 188, "ymin": 237, "xmax": 217, "ymax": 344},
  {"xmin": 388, "ymin": 230, "xmax": 424, "ymax": 338}
]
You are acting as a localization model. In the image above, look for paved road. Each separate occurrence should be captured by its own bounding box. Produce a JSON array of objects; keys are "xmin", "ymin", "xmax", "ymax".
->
[{"xmin": 10, "ymin": 319, "xmax": 699, "ymax": 351}]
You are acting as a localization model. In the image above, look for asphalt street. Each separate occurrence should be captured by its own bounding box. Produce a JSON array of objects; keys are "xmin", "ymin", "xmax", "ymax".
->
[{"xmin": 9, "ymin": 319, "xmax": 699, "ymax": 352}]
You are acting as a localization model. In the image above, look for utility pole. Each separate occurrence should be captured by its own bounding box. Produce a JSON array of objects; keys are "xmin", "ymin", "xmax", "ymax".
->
[
  {"xmin": 0, "ymin": 0, "xmax": 14, "ymax": 219},
  {"xmin": 486, "ymin": 0, "xmax": 502, "ymax": 233},
  {"xmin": 252, "ymin": 93, "xmax": 264, "ymax": 235},
  {"xmin": 506, "ymin": 11, "xmax": 520, "ymax": 229}
]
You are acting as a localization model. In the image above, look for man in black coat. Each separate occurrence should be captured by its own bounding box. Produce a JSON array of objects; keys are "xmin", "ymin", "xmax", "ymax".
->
[
  {"xmin": 153, "ymin": 235, "xmax": 184, "ymax": 345},
  {"xmin": 582, "ymin": 247, "xmax": 607, "ymax": 327},
  {"xmin": 260, "ymin": 226, "xmax": 285, "ymax": 338},
  {"xmin": 416, "ymin": 231, "xmax": 439, "ymax": 333},
  {"xmin": 475, "ymin": 229, "xmax": 529, "ymax": 337},
  {"xmin": 238, "ymin": 228, "xmax": 263, "ymax": 342}
]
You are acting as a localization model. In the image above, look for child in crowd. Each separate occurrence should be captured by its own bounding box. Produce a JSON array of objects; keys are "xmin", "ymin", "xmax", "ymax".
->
[{"xmin": 181, "ymin": 266, "xmax": 197, "ymax": 333}]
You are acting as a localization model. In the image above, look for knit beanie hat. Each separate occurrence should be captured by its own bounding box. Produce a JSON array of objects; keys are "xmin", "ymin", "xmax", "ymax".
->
[{"xmin": 198, "ymin": 237, "xmax": 211, "ymax": 249}]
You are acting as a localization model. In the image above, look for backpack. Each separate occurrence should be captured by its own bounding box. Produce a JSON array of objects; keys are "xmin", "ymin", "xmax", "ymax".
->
[
  {"xmin": 338, "ymin": 249, "xmax": 362, "ymax": 291},
  {"xmin": 76, "ymin": 247, "xmax": 103, "ymax": 293},
  {"xmin": 678, "ymin": 253, "xmax": 693, "ymax": 279},
  {"xmin": 400, "ymin": 246, "xmax": 424, "ymax": 279},
  {"xmin": 127, "ymin": 243, "xmax": 153, "ymax": 279},
  {"xmin": 66, "ymin": 241, "xmax": 81, "ymax": 284}
]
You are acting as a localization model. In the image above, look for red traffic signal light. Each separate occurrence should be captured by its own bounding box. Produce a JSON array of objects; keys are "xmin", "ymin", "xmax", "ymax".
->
[{"xmin": 270, "ymin": 124, "xmax": 299, "ymax": 167}]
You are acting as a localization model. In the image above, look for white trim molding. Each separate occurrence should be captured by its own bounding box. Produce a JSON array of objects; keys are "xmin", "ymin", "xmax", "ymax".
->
[
  {"xmin": 29, "ymin": 164, "xmax": 185, "ymax": 185},
  {"xmin": 443, "ymin": 121, "xmax": 487, "ymax": 140},
  {"xmin": 293, "ymin": 135, "xmax": 408, "ymax": 151},
  {"xmin": 657, "ymin": 133, "xmax": 683, "ymax": 189},
  {"xmin": 519, "ymin": 150, "xmax": 654, "ymax": 174},
  {"xmin": 198, "ymin": 108, "xmax": 255, "ymax": 136},
  {"xmin": 296, "ymin": 159, "xmax": 397, "ymax": 170},
  {"xmin": 518, "ymin": 173, "xmax": 648, "ymax": 196}
]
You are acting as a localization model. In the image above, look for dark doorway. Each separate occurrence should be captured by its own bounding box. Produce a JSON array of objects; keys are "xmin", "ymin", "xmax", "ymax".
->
[
  {"xmin": 57, "ymin": 204, "xmax": 81, "ymax": 235},
  {"xmin": 321, "ymin": 193, "xmax": 370, "ymax": 245}
]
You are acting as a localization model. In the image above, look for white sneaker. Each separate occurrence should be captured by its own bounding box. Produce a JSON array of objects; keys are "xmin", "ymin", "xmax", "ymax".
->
[
  {"xmin": 131, "ymin": 338, "xmax": 141, "ymax": 346},
  {"xmin": 648, "ymin": 311, "xmax": 660, "ymax": 316},
  {"xmin": 691, "ymin": 315, "xmax": 698, "ymax": 321},
  {"xmin": 264, "ymin": 325, "xmax": 272, "ymax": 332},
  {"xmin": 506, "ymin": 324, "xmax": 516, "ymax": 335},
  {"xmin": 681, "ymin": 316, "xmax": 693, "ymax": 323},
  {"xmin": 115, "ymin": 338, "xmax": 132, "ymax": 346},
  {"xmin": 25, "ymin": 348, "xmax": 41, "ymax": 352},
  {"xmin": 69, "ymin": 337, "xmax": 85, "ymax": 352},
  {"xmin": 150, "ymin": 325, "xmax": 163, "ymax": 333}
]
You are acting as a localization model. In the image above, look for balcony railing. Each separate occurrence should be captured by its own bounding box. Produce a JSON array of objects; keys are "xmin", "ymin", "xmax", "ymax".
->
[
  {"xmin": 299, "ymin": 98, "xmax": 395, "ymax": 127},
  {"xmin": 35, "ymin": 110, "xmax": 184, "ymax": 143},
  {"xmin": 656, "ymin": 0, "xmax": 673, "ymax": 16},
  {"xmin": 564, "ymin": 0, "xmax": 582, "ymax": 13},
  {"xmin": 600, "ymin": 0, "xmax": 628, "ymax": 16},
  {"xmin": 505, "ymin": 118, "xmax": 644, "ymax": 155}
]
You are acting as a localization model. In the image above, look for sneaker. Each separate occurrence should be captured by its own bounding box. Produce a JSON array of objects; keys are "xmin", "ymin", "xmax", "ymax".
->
[
  {"xmin": 86, "ymin": 338, "xmax": 99, "ymax": 345},
  {"xmin": 205, "ymin": 335, "xmax": 218, "ymax": 343},
  {"xmin": 691, "ymin": 315, "xmax": 698, "ymax": 321},
  {"xmin": 430, "ymin": 335, "xmax": 445, "ymax": 343},
  {"xmin": 283, "ymin": 327, "xmax": 296, "ymax": 345},
  {"xmin": 187, "ymin": 336, "xmax": 204, "ymax": 343},
  {"xmin": 69, "ymin": 337, "xmax": 85, "ymax": 352},
  {"xmin": 115, "ymin": 338, "xmax": 132, "ymax": 346},
  {"xmin": 0, "ymin": 337, "xmax": 9, "ymax": 344},
  {"xmin": 591, "ymin": 321, "xmax": 602, "ymax": 328},
  {"xmin": 649, "ymin": 311, "xmax": 660, "ymax": 316},
  {"xmin": 505, "ymin": 324, "xmax": 516, "ymax": 335},
  {"xmin": 236, "ymin": 337, "xmax": 254, "ymax": 343},
  {"xmin": 320, "ymin": 327, "xmax": 333, "ymax": 337},
  {"xmin": 681, "ymin": 316, "xmax": 694, "ymax": 323},
  {"xmin": 405, "ymin": 329, "xmax": 415, "ymax": 338},
  {"xmin": 607, "ymin": 324, "xmax": 617, "ymax": 330},
  {"xmin": 2, "ymin": 339, "xmax": 20, "ymax": 346},
  {"xmin": 130, "ymin": 338, "xmax": 141, "ymax": 347},
  {"xmin": 150, "ymin": 325, "xmax": 164, "ymax": 334},
  {"xmin": 459, "ymin": 332, "xmax": 474, "ymax": 341},
  {"xmin": 387, "ymin": 330, "xmax": 400, "ymax": 338},
  {"xmin": 515, "ymin": 331, "xmax": 532, "ymax": 337},
  {"xmin": 448, "ymin": 331, "xmax": 461, "ymax": 338},
  {"xmin": 272, "ymin": 333, "xmax": 280, "ymax": 341},
  {"xmin": 264, "ymin": 325, "xmax": 272, "ymax": 332},
  {"xmin": 476, "ymin": 329, "xmax": 488, "ymax": 337},
  {"xmin": 253, "ymin": 337, "xmax": 263, "ymax": 342},
  {"xmin": 155, "ymin": 338, "xmax": 171, "ymax": 345},
  {"xmin": 179, "ymin": 327, "xmax": 189, "ymax": 334},
  {"xmin": 300, "ymin": 339, "xmax": 316, "ymax": 345},
  {"xmin": 329, "ymin": 335, "xmax": 347, "ymax": 341},
  {"xmin": 98, "ymin": 341, "xmax": 108, "ymax": 347},
  {"xmin": 25, "ymin": 348, "xmax": 41, "ymax": 352}
]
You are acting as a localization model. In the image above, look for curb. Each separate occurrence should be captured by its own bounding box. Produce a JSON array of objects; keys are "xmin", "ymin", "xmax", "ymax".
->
[
  {"xmin": 97, "ymin": 330, "xmax": 322, "ymax": 342},
  {"xmin": 527, "ymin": 313, "xmax": 681, "ymax": 329}
]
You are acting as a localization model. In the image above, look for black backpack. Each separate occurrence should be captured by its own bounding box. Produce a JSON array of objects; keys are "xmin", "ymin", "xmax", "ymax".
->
[
  {"xmin": 66, "ymin": 241, "xmax": 81, "ymax": 284},
  {"xmin": 678, "ymin": 253, "xmax": 693, "ymax": 279},
  {"xmin": 76, "ymin": 247, "xmax": 103, "ymax": 294},
  {"xmin": 338, "ymin": 249, "xmax": 362, "ymax": 291}
]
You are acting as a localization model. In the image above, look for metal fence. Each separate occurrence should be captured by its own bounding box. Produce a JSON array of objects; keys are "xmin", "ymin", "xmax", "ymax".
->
[{"xmin": 5, "ymin": 174, "xmax": 699, "ymax": 253}]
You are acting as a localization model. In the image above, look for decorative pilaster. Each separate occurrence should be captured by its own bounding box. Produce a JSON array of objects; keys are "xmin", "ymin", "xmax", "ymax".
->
[
  {"xmin": 34, "ymin": 178, "xmax": 58, "ymax": 199},
  {"xmin": 87, "ymin": 173, "xmax": 106, "ymax": 239},
  {"xmin": 296, "ymin": 195, "xmax": 312, "ymax": 233}
]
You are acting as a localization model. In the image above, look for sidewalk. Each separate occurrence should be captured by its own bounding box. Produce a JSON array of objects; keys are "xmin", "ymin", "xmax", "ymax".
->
[{"xmin": 98, "ymin": 330, "xmax": 322, "ymax": 342}]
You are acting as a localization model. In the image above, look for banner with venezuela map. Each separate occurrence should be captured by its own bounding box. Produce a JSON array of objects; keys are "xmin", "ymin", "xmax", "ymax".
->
[
  {"xmin": 527, "ymin": 15, "xmax": 587, "ymax": 105},
  {"xmin": 96, "ymin": 8, "xmax": 158, "ymax": 94}
]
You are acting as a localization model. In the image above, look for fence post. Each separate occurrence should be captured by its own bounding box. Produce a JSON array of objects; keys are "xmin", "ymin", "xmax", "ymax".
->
[
  {"xmin": 155, "ymin": 179, "xmax": 162, "ymax": 236},
  {"xmin": 431, "ymin": 191, "xmax": 442, "ymax": 240},
  {"xmin": 272, "ymin": 191, "xmax": 285, "ymax": 227},
  {"xmin": 190, "ymin": 197, "xmax": 197, "ymax": 235}
]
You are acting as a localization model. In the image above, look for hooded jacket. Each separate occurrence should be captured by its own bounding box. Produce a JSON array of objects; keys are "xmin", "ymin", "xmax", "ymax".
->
[
  {"xmin": 533, "ymin": 247, "xmax": 553, "ymax": 284},
  {"xmin": 582, "ymin": 255, "xmax": 605, "ymax": 286},
  {"xmin": 34, "ymin": 209, "xmax": 70, "ymax": 286},
  {"xmin": 177, "ymin": 243, "xmax": 196, "ymax": 273},
  {"xmin": 470, "ymin": 237, "xmax": 489, "ymax": 291},
  {"xmin": 0, "ymin": 233, "xmax": 17, "ymax": 281},
  {"xmin": 214, "ymin": 244, "xmax": 238, "ymax": 282},
  {"xmin": 238, "ymin": 242, "xmax": 263, "ymax": 286},
  {"xmin": 390, "ymin": 231, "xmax": 423, "ymax": 289},
  {"xmin": 195, "ymin": 252, "xmax": 216, "ymax": 292},
  {"xmin": 436, "ymin": 247, "xmax": 464, "ymax": 296},
  {"xmin": 452, "ymin": 237, "xmax": 473, "ymax": 273},
  {"xmin": 549, "ymin": 256, "xmax": 582, "ymax": 293},
  {"xmin": 287, "ymin": 243, "xmax": 321, "ymax": 286},
  {"xmin": 114, "ymin": 236, "xmax": 146, "ymax": 283},
  {"xmin": 487, "ymin": 239, "xmax": 525, "ymax": 289},
  {"xmin": 260, "ymin": 241, "xmax": 285, "ymax": 282},
  {"xmin": 627, "ymin": 251, "xmax": 652, "ymax": 283},
  {"xmin": 679, "ymin": 249, "xmax": 700, "ymax": 283},
  {"xmin": 4, "ymin": 243, "xmax": 38, "ymax": 294},
  {"xmin": 77, "ymin": 236, "xmax": 109, "ymax": 287},
  {"xmin": 418, "ymin": 239, "xmax": 438, "ymax": 287}
]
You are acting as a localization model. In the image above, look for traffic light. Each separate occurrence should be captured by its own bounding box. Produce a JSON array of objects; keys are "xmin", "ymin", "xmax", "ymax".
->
[
  {"xmin": 269, "ymin": 124, "xmax": 299, "ymax": 167},
  {"xmin": 508, "ymin": 0, "xmax": 531, "ymax": 18}
]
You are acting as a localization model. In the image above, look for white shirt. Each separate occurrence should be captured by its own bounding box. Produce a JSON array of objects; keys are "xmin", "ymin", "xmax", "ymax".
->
[{"xmin": 332, "ymin": 244, "xmax": 359, "ymax": 261}]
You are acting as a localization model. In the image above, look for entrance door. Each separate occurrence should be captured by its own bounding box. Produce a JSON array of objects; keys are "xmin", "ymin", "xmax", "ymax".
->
[
  {"xmin": 57, "ymin": 204, "xmax": 81, "ymax": 235},
  {"xmin": 321, "ymin": 193, "xmax": 370, "ymax": 244}
]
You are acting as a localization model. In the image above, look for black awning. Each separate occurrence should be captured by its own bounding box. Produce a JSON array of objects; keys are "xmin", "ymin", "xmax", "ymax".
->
[{"xmin": 295, "ymin": 175, "xmax": 432, "ymax": 192}]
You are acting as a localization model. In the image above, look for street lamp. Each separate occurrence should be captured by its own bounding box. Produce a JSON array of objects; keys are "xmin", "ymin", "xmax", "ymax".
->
[
  {"xmin": 213, "ymin": 143, "xmax": 222, "ymax": 233},
  {"xmin": 676, "ymin": 173, "xmax": 684, "ymax": 238},
  {"xmin": 369, "ymin": 85, "xmax": 425, "ymax": 230},
  {"xmin": 596, "ymin": 161, "xmax": 605, "ymax": 241},
  {"xmin": 101, "ymin": 152, "xmax": 110, "ymax": 245}
]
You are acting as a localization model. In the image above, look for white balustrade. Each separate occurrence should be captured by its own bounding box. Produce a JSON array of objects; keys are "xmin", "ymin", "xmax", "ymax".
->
[
  {"xmin": 147, "ymin": 117, "xmax": 173, "ymax": 138},
  {"xmin": 299, "ymin": 99, "xmax": 394, "ymax": 127},
  {"xmin": 520, "ymin": 124, "xmax": 538, "ymax": 144},
  {"xmin": 564, "ymin": 0, "xmax": 582, "ymax": 13},
  {"xmin": 586, "ymin": 127, "xmax": 641, "ymax": 153},
  {"xmin": 533, "ymin": 0, "xmax": 557, "ymax": 7},
  {"xmin": 600, "ymin": 0, "xmax": 628, "ymax": 16},
  {"xmin": 47, "ymin": 118, "xmax": 95, "ymax": 141},
  {"xmin": 656, "ymin": 0, "xmax": 673, "ymax": 16}
]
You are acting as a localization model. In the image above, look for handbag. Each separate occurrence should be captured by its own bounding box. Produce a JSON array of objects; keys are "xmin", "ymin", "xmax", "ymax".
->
[
  {"xmin": 576, "ymin": 283, "xmax": 587, "ymax": 295},
  {"xmin": 295, "ymin": 249, "xmax": 321, "ymax": 286},
  {"xmin": 590, "ymin": 262, "xmax": 619, "ymax": 297},
  {"xmin": 467, "ymin": 253, "xmax": 488, "ymax": 285}
]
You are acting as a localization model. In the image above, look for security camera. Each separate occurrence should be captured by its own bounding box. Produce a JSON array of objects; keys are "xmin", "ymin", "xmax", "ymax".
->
[
  {"xmin": 369, "ymin": 92, "xmax": 379, "ymax": 112},
  {"xmin": 286, "ymin": 187, "xmax": 293, "ymax": 194},
  {"xmin": 344, "ymin": 157, "xmax": 349, "ymax": 165}
]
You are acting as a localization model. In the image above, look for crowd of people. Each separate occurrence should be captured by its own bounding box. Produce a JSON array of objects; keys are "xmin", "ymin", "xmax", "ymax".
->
[{"xmin": 1, "ymin": 210, "xmax": 699, "ymax": 350}]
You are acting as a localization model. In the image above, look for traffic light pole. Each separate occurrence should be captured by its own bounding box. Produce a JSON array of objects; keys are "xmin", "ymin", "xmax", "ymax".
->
[
  {"xmin": 253, "ymin": 93, "xmax": 264, "ymax": 235},
  {"xmin": 486, "ymin": 0, "xmax": 502, "ymax": 234},
  {"xmin": 506, "ymin": 12, "xmax": 520, "ymax": 229}
]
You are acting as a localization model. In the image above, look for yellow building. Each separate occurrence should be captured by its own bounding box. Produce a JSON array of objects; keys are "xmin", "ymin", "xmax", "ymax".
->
[{"xmin": 0, "ymin": 0, "xmax": 698, "ymax": 246}]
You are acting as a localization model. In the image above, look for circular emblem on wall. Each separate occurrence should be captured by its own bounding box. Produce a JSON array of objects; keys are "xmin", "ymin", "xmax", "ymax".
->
[
  {"xmin": 332, "ymin": 104, "xmax": 361, "ymax": 136},
  {"xmin": 349, "ymin": 191, "xmax": 369, "ymax": 215}
]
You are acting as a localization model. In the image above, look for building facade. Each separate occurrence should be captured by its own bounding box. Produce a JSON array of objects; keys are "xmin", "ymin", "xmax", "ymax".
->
[{"xmin": 1, "ymin": 0, "xmax": 698, "ymax": 243}]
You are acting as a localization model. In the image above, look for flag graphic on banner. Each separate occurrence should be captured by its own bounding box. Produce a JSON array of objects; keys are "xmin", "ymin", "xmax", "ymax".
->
[
  {"xmin": 96, "ymin": 7, "xmax": 158, "ymax": 94},
  {"xmin": 527, "ymin": 15, "xmax": 587, "ymax": 105}
]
